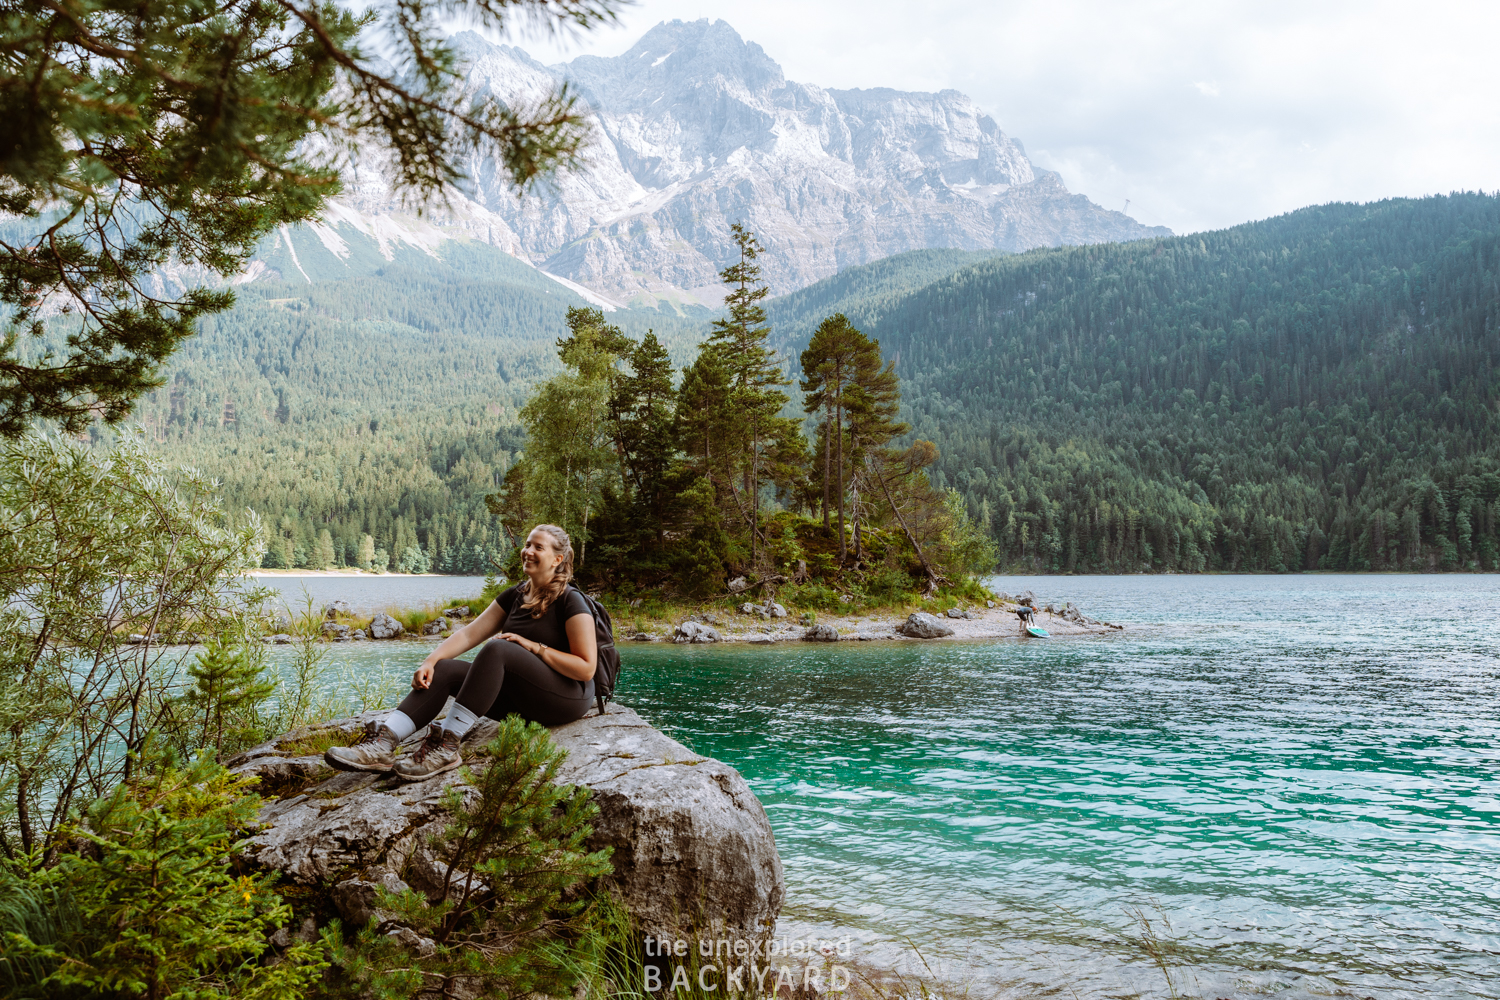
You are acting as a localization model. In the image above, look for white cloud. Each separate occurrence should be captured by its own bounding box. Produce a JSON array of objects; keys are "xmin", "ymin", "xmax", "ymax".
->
[{"xmin": 494, "ymin": 0, "xmax": 1500, "ymax": 235}]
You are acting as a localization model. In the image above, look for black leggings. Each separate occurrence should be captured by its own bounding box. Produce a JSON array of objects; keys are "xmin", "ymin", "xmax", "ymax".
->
[{"xmin": 394, "ymin": 637, "xmax": 595, "ymax": 729}]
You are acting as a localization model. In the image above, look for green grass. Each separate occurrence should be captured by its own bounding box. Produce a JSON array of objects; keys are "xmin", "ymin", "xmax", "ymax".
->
[
  {"xmin": 275, "ymin": 728, "xmax": 348, "ymax": 757},
  {"xmin": 0, "ymin": 872, "xmax": 83, "ymax": 993}
]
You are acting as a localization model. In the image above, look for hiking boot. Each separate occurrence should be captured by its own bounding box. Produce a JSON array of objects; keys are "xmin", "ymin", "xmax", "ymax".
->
[
  {"xmin": 324, "ymin": 721, "xmax": 399, "ymax": 773},
  {"xmin": 393, "ymin": 724, "xmax": 463, "ymax": 782}
]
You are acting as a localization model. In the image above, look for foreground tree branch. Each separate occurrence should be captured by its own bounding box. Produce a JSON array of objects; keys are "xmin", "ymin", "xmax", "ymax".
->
[{"xmin": 0, "ymin": 0, "xmax": 624, "ymax": 436}]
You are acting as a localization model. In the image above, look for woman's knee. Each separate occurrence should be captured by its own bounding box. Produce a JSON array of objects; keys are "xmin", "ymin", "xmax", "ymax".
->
[{"xmin": 474, "ymin": 638, "xmax": 516, "ymax": 670}]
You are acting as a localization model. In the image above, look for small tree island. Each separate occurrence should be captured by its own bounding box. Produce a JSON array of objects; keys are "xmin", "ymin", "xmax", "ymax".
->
[{"xmin": 500, "ymin": 225, "xmax": 998, "ymax": 614}]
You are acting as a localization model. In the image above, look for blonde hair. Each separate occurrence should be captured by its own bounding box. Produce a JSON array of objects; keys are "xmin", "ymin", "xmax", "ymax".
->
[{"xmin": 521, "ymin": 524, "xmax": 575, "ymax": 615}]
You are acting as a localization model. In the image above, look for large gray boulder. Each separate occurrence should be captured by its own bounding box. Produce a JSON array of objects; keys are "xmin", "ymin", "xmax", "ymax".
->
[
  {"xmin": 323, "ymin": 600, "xmax": 353, "ymax": 620},
  {"xmin": 228, "ymin": 704, "xmax": 783, "ymax": 949},
  {"xmin": 368, "ymin": 613, "xmax": 404, "ymax": 639},
  {"xmin": 802, "ymin": 623, "xmax": 839, "ymax": 642},
  {"xmin": 673, "ymin": 620, "xmax": 721, "ymax": 644},
  {"xmin": 897, "ymin": 612, "xmax": 955, "ymax": 638}
]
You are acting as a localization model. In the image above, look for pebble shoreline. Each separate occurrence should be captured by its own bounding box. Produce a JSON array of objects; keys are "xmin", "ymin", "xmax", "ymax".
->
[
  {"xmin": 130, "ymin": 596, "xmax": 1120, "ymax": 647},
  {"xmin": 638, "ymin": 599, "xmax": 1123, "ymax": 645}
]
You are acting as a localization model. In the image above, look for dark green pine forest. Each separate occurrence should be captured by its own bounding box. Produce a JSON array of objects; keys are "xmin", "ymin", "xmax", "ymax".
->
[
  {"xmin": 125, "ymin": 237, "xmax": 709, "ymax": 575},
  {"xmin": 867, "ymin": 193, "xmax": 1500, "ymax": 572},
  {"xmin": 135, "ymin": 192, "xmax": 1500, "ymax": 575}
]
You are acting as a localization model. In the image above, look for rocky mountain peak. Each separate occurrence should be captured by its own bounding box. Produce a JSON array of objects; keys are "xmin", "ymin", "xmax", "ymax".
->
[
  {"xmin": 574, "ymin": 19, "xmax": 786, "ymax": 100},
  {"xmin": 262, "ymin": 21, "xmax": 1171, "ymax": 308}
]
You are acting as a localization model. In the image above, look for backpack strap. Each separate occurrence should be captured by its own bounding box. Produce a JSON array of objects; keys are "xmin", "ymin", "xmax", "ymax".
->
[{"xmin": 559, "ymin": 585, "xmax": 610, "ymax": 717}]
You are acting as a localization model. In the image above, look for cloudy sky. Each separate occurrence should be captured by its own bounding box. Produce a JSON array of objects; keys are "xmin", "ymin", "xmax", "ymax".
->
[{"xmin": 502, "ymin": 0, "xmax": 1500, "ymax": 236}]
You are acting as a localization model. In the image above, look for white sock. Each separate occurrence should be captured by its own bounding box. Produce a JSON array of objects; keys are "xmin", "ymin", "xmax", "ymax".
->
[
  {"xmin": 442, "ymin": 703, "xmax": 481, "ymax": 738},
  {"xmin": 383, "ymin": 710, "xmax": 417, "ymax": 742}
]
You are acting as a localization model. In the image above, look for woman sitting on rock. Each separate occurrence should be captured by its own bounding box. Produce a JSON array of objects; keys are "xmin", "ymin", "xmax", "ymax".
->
[{"xmin": 326, "ymin": 523, "xmax": 597, "ymax": 781}]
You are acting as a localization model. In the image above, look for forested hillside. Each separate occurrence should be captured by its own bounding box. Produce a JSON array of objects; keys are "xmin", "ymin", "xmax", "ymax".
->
[
  {"xmin": 765, "ymin": 248, "xmax": 1007, "ymax": 348},
  {"xmin": 873, "ymin": 194, "xmax": 1500, "ymax": 572},
  {"xmin": 137, "ymin": 195, "xmax": 1500, "ymax": 576},
  {"xmin": 134, "ymin": 239, "xmax": 706, "ymax": 573}
]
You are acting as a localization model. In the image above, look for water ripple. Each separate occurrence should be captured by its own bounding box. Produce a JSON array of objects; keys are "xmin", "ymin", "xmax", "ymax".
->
[{"xmin": 291, "ymin": 575, "xmax": 1500, "ymax": 998}]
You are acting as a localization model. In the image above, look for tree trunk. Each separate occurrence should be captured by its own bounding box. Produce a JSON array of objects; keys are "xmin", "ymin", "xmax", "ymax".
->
[
  {"xmin": 822, "ymin": 395, "xmax": 832, "ymax": 532},
  {"xmin": 835, "ymin": 395, "xmax": 846, "ymax": 562},
  {"xmin": 15, "ymin": 772, "xmax": 31, "ymax": 855},
  {"xmin": 852, "ymin": 477, "xmax": 862, "ymax": 561},
  {"xmin": 751, "ymin": 422, "xmax": 760, "ymax": 570},
  {"xmin": 873, "ymin": 461, "xmax": 942, "ymax": 592},
  {"xmin": 580, "ymin": 483, "xmax": 591, "ymax": 569}
]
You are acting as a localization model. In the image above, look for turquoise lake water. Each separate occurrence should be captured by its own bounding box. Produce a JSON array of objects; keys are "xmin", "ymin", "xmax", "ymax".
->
[{"xmin": 279, "ymin": 574, "xmax": 1500, "ymax": 999}]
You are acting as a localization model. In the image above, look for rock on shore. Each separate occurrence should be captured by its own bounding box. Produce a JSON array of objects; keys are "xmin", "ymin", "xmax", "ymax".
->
[
  {"xmin": 227, "ymin": 704, "xmax": 783, "ymax": 948},
  {"xmin": 633, "ymin": 599, "xmax": 1122, "ymax": 644},
  {"xmin": 897, "ymin": 612, "xmax": 955, "ymax": 638}
]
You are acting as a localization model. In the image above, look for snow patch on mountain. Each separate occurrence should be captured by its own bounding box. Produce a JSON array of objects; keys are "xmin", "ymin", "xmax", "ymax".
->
[{"xmin": 249, "ymin": 18, "xmax": 1170, "ymax": 303}]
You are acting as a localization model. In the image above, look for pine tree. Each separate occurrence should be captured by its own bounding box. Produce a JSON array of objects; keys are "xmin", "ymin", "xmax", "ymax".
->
[
  {"xmin": 6, "ymin": 758, "xmax": 323, "ymax": 1000},
  {"xmin": 2, "ymin": 0, "xmax": 623, "ymax": 436},
  {"xmin": 614, "ymin": 332, "xmax": 678, "ymax": 526},
  {"xmin": 322, "ymin": 718, "xmax": 611, "ymax": 1000},
  {"xmin": 844, "ymin": 336, "xmax": 907, "ymax": 559},
  {"xmin": 703, "ymin": 224, "xmax": 793, "ymax": 571},
  {"xmin": 676, "ymin": 350, "xmax": 734, "ymax": 473},
  {"xmin": 800, "ymin": 314, "xmax": 863, "ymax": 558},
  {"xmin": 486, "ymin": 461, "xmax": 532, "ymax": 550},
  {"xmin": 176, "ymin": 641, "xmax": 277, "ymax": 759}
]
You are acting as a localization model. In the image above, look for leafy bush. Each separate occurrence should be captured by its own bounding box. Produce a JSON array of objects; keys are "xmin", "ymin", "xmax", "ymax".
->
[
  {"xmin": 1, "ymin": 756, "xmax": 321, "ymax": 1000},
  {"xmin": 857, "ymin": 567, "xmax": 918, "ymax": 606},
  {"xmin": 0, "ymin": 432, "xmax": 267, "ymax": 859},
  {"xmin": 779, "ymin": 581, "xmax": 843, "ymax": 612}
]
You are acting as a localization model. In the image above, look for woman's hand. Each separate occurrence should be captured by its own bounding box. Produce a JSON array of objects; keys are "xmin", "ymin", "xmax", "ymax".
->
[
  {"xmin": 409, "ymin": 601, "xmax": 509, "ymax": 690},
  {"xmin": 412, "ymin": 661, "xmax": 434, "ymax": 690},
  {"xmin": 499, "ymin": 632, "xmax": 543, "ymax": 656}
]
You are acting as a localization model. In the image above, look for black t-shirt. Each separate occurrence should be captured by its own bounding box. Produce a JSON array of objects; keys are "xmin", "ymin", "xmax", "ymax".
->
[{"xmin": 495, "ymin": 584, "xmax": 591, "ymax": 653}]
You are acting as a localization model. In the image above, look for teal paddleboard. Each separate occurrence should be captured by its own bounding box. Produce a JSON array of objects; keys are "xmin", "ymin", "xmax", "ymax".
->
[{"xmin": 1025, "ymin": 625, "xmax": 1050, "ymax": 638}]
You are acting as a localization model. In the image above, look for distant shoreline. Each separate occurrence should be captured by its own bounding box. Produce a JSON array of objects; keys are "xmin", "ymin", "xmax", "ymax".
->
[
  {"xmin": 638, "ymin": 602, "xmax": 1121, "ymax": 644},
  {"xmin": 249, "ymin": 570, "xmax": 472, "ymax": 578}
]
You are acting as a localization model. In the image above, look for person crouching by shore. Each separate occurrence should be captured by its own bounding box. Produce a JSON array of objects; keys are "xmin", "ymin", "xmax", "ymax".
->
[{"xmin": 326, "ymin": 523, "xmax": 597, "ymax": 781}]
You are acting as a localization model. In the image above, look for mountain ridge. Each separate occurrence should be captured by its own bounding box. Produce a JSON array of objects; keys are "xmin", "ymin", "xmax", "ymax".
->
[
  {"xmin": 243, "ymin": 18, "xmax": 1169, "ymax": 306},
  {"xmin": 133, "ymin": 194, "xmax": 1498, "ymax": 574}
]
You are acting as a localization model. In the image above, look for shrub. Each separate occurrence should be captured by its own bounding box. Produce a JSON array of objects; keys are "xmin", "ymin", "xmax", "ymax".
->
[
  {"xmin": 780, "ymin": 581, "xmax": 843, "ymax": 612},
  {"xmin": 1, "ymin": 756, "xmax": 321, "ymax": 1000},
  {"xmin": 320, "ymin": 717, "xmax": 613, "ymax": 1000},
  {"xmin": 163, "ymin": 640, "xmax": 277, "ymax": 760},
  {"xmin": 0, "ymin": 432, "xmax": 267, "ymax": 859},
  {"xmin": 860, "ymin": 567, "xmax": 920, "ymax": 605}
]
